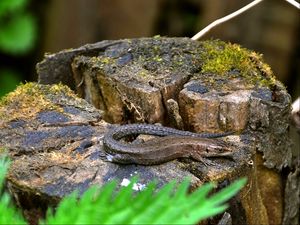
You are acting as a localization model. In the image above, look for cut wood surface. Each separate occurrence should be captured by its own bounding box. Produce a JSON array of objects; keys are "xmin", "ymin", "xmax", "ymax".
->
[{"xmin": 0, "ymin": 38, "xmax": 294, "ymax": 224}]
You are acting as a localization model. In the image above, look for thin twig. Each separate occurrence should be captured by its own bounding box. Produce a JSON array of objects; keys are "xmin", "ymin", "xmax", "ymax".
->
[
  {"xmin": 285, "ymin": 0, "xmax": 300, "ymax": 9},
  {"xmin": 191, "ymin": 0, "xmax": 264, "ymax": 40},
  {"xmin": 191, "ymin": 0, "xmax": 300, "ymax": 40}
]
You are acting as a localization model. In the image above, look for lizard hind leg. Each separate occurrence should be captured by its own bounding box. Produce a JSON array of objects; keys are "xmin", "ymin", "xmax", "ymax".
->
[{"xmin": 190, "ymin": 152, "xmax": 216, "ymax": 167}]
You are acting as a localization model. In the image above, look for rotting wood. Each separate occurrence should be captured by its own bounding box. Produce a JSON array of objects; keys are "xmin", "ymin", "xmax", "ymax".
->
[{"xmin": 1, "ymin": 38, "xmax": 293, "ymax": 225}]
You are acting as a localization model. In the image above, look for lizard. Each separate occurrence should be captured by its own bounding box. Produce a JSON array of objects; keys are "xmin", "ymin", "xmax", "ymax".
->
[{"xmin": 103, "ymin": 123, "xmax": 233, "ymax": 165}]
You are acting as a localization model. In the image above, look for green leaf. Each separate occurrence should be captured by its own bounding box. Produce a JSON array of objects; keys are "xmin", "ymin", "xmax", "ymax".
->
[
  {"xmin": 130, "ymin": 180, "xmax": 157, "ymax": 211},
  {"xmin": 0, "ymin": 149, "xmax": 247, "ymax": 225},
  {"xmin": 130, "ymin": 180, "xmax": 177, "ymax": 224},
  {"xmin": 0, "ymin": 0, "xmax": 27, "ymax": 17},
  {"xmin": 1, "ymin": 152, "xmax": 247, "ymax": 225},
  {"xmin": 0, "ymin": 13, "xmax": 37, "ymax": 54},
  {"xmin": 0, "ymin": 155, "xmax": 10, "ymax": 190},
  {"xmin": 103, "ymin": 178, "xmax": 138, "ymax": 224},
  {"xmin": 0, "ymin": 155, "xmax": 27, "ymax": 224},
  {"xmin": 178, "ymin": 178, "xmax": 247, "ymax": 224},
  {"xmin": 0, "ymin": 69, "xmax": 22, "ymax": 97},
  {"xmin": 148, "ymin": 183, "xmax": 187, "ymax": 224},
  {"xmin": 207, "ymin": 178, "xmax": 247, "ymax": 206},
  {"xmin": 44, "ymin": 177, "xmax": 246, "ymax": 224}
]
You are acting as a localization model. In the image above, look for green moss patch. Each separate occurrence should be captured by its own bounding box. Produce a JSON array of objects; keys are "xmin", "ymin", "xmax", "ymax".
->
[
  {"xmin": 201, "ymin": 40, "xmax": 251, "ymax": 75},
  {"xmin": 0, "ymin": 82, "xmax": 76, "ymax": 122},
  {"xmin": 199, "ymin": 40, "xmax": 277, "ymax": 89}
]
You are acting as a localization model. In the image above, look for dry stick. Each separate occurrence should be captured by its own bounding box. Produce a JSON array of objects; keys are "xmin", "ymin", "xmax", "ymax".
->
[
  {"xmin": 191, "ymin": 0, "xmax": 263, "ymax": 40},
  {"xmin": 285, "ymin": 0, "xmax": 300, "ymax": 9},
  {"xmin": 191, "ymin": 0, "xmax": 300, "ymax": 41}
]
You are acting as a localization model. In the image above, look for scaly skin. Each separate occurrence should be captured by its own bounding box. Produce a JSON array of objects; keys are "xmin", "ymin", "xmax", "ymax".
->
[{"xmin": 103, "ymin": 124, "xmax": 233, "ymax": 165}]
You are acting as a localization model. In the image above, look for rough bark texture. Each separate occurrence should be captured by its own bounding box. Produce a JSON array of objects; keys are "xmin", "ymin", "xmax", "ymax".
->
[
  {"xmin": 1, "ymin": 38, "xmax": 294, "ymax": 224},
  {"xmin": 37, "ymin": 40, "xmax": 121, "ymax": 89}
]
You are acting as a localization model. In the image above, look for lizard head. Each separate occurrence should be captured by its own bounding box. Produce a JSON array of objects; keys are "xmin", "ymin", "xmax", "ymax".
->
[{"xmin": 202, "ymin": 140, "xmax": 233, "ymax": 158}]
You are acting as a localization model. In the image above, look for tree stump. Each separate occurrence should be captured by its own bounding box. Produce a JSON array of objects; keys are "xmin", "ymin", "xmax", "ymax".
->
[{"xmin": 0, "ymin": 38, "xmax": 294, "ymax": 225}]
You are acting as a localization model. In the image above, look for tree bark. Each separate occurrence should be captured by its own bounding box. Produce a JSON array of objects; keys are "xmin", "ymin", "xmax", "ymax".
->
[{"xmin": 1, "ymin": 38, "xmax": 293, "ymax": 225}]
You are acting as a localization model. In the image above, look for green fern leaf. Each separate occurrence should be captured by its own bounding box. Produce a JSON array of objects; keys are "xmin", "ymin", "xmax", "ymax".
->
[
  {"xmin": 0, "ymin": 156, "xmax": 27, "ymax": 224},
  {"xmin": 1, "ymin": 153, "xmax": 247, "ymax": 225},
  {"xmin": 43, "ymin": 177, "xmax": 246, "ymax": 225},
  {"xmin": 208, "ymin": 178, "xmax": 247, "ymax": 206}
]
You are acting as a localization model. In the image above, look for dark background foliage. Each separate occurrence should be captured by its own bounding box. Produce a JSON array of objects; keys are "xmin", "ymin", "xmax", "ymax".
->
[{"xmin": 0, "ymin": 0, "xmax": 299, "ymax": 100}]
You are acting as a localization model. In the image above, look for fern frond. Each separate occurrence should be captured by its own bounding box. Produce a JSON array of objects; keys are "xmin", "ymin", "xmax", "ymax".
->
[
  {"xmin": 1, "ymin": 152, "xmax": 247, "ymax": 225},
  {"xmin": 0, "ymin": 155, "xmax": 27, "ymax": 224},
  {"xmin": 44, "ymin": 176, "xmax": 246, "ymax": 224}
]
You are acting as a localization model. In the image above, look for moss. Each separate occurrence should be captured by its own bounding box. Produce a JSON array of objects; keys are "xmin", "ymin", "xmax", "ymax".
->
[
  {"xmin": 75, "ymin": 38, "xmax": 277, "ymax": 92},
  {"xmin": 199, "ymin": 40, "xmax": 277, "ymax": 89},
  {"xmin": 0, "ymin": 82, "xmax": 76, "ymax": 122},
  {"xmin": 0, "ymin": 147, "xmax": 6, "ymax": 154},
  {"xmin": 153, "ymin": 55, "xmax": 163, "ymax": 62},
  {"xmin": 84, "ymin": 56, "xmax": 117, "ymax": 71},
  {"xmin": 99, "ymin": 57, "xmax": 115, "ymax": 65},
  {"xmin": 138, "ymin": 70, "xmax": 149, "ymax": 78},
  {"xmin": 201, "ymin": 40, "xmax": 250, "ymax": 75}
]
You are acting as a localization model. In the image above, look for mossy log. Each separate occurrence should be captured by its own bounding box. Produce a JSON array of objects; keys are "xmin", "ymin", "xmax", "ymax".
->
[{"xmin": 0, "ymin": 38, "xmax": 294, "ymax": 225}]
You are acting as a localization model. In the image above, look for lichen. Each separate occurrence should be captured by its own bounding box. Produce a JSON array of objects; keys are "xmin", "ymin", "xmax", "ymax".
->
[{"xmin": 0, "ymin": 82, "xmax": 76, "ymax": 122}]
